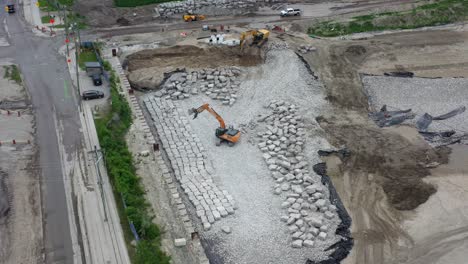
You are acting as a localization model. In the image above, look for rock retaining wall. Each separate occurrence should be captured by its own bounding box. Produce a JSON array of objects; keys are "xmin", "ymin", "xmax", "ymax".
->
[
  {"xmin": 144, "ymin": 96, "xmax": 237, "ymax": 231},
  {"xmin": 256, "ymin": 100, "xmax": 339, "ymax": 248},
  {"xmin": 154, "ymin": 67, "xmax": 243, "ymax": 106}
]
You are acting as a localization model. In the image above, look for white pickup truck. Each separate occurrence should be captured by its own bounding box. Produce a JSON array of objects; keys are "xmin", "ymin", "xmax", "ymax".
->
[{"xmin": 280, "ymin": 8, "xmax": 301, "ymax": 17}]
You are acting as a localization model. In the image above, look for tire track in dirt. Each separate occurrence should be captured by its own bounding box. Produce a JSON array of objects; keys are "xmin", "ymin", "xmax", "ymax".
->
[{"xmin": 280, "ymin": 32, "xmax": 451, "ymax": 264}]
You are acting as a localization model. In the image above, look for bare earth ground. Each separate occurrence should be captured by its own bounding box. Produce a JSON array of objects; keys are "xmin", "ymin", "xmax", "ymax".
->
[
  {"xmin": 0, "ymin": 66, "xmax": 42, "ymax": 264},
  {"xmin": 279, "ymin": 24, "xmax": 468, "ymax": 264},
  {"xmin": 76, "ymin": 0, "xmax": 421, "ymax": 28},
  {"xmin": 125, "ymin": 45, "xmax": 264, "ymax": 90},
  {"xmin": 400, "ymin": 144, "xmax": 468, "ymax": 264}
]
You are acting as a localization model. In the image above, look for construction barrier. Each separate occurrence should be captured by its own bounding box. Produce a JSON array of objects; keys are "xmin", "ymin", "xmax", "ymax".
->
[
  {"xmin": 0, "ymin": 139, "xmax": 31, "ymax": 146},
  {"xmin": 0, "ymin": 109, "xmax": 27, "ymax": 116}
]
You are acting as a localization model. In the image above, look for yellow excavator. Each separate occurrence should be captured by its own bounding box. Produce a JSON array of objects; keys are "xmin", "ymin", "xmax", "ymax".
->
[
  {"xmin": 183, "ymin": 13, "xmax": 206, "ymax": 22},
  {"xmin": 240, "ymin": 29, "xmax": 270, "ymax": 50},
  {"xmin": 189, "ymin": 103, "xmax": 241, "ymax": 146}
]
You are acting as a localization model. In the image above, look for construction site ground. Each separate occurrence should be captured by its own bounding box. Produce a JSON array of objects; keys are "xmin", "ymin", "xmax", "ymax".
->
[
  {"xmin": 106, "ymin": 8, "xmax": 468, "ymax": 264},
  {"xmin": 79, "ymin": 0, "xmax": 421, "ymax": 29},
  {"xmin": 0, "ymin": 66, "xmax": 42, "ymax": 264}
]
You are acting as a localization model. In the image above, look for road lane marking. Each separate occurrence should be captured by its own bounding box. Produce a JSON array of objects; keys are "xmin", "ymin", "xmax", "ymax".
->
[{"xmin": 3, "ymin": 17, "xmax": 10, "ymax": 39}]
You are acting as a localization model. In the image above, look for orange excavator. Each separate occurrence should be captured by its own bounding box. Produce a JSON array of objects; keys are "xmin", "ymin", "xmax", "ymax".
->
[{"xmin": 189, "ymin": 103, "xmax": 241, "ymax": 146}]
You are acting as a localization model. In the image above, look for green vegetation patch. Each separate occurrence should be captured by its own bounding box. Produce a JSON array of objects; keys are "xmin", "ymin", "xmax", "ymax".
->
[
  {"xmin": 38, "ymin": 0, "xmax": 73, "ymax": 11},
  {"xmin": 38, "ymin": 0, "xmax": 58, "ymax": 11},
  {"xmin": 114, "ymin": 0, "xmax": 179, "ymax": 8},
  {"xmin": 3, "ymin": 65, "xmax": 22, "ymax": 86},
  {"xmin": 95, "ymin": 69, "xmax": 171, "ymax": 264},
  {"xmin": 309, "ymin": 0, "xmax": 468, "ymax": 37},
  {"xmin": 41, "ymin": 15, "xmax": 53, "ymax": 23},
  {"xmin": 57, "ymin": 0, "xmax": 74, "ymax": 6},
  {"xmin": 78, "ymin": 50, "xmax": 98, "ymax": 69},
  {"xmin": 67, "ymin": 12, "xmax": 87, "ymax": 29}
]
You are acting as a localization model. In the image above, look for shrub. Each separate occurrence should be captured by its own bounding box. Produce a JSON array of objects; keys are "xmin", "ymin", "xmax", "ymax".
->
[{"xmin": 95, "ymin": 65, "xmax": 170, "ymax": 263}]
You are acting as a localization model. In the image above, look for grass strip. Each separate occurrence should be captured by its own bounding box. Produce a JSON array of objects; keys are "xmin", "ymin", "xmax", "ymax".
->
[
  {"xmin": 78, "ymin": 50, "xmax": 98, "ymax": 69},
  {"xmin": 308, "ymin": 0, "xmax": 468, "ymax": 37},
  {"xmin": 3, "ymin": 65, "xmax": 22, "ymax": 86},
  {"xmin": 95, "ymin": 69, "xmax": 171, "ymax": 264}
]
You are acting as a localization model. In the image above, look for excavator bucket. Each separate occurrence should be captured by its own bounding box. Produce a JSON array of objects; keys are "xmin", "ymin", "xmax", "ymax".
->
[{"xmin": 188, "ymin": 108, "xmax": 199, "ymax": 119}]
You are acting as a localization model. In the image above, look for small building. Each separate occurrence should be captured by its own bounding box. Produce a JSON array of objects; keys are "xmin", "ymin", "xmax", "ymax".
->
[{"xmin": 85, "ymin": 62, "xmax": 102, "ymax": 77}]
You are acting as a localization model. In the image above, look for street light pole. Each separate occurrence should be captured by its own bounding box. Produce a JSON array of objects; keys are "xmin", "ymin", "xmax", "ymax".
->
[
  {"xmin": 63, "ymin": 5, "xmax": 69, "ymax": 56},
  {"xmin": 73, "ymin": 24, "xmax": 82, "ymax": 111}
]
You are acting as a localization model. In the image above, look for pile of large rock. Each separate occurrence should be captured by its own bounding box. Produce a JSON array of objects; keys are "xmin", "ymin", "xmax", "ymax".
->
[
  {"xmin": 155, "ymin": 67, "xmax": 243, "ymax": 105},
  {"xmin": 144, "ymin": 97, "xmax": 237, "ymax": 231},
  {"xmin": 156, "ymin": 0, "xmax": 285, "ymax": 17},
  {"xmin": 257, "ymin": 100, "xmax": 337, "ymax": 248},
  {"xmin": 268, "ymin": 42, "xmax": 290, "ymax": 51}
]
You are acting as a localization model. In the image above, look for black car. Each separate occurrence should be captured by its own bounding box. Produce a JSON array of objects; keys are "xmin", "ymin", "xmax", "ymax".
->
[
  {"xmin": 6, "ymin": 5, "xmax": 15, "ymax": 13},
  {"xmin": 82, "ymin": 90, "xmax": 104, "ymax": 100},
  {"xmin": 91, "ymin": 74, "xmax": 102, "ymax": 86}
]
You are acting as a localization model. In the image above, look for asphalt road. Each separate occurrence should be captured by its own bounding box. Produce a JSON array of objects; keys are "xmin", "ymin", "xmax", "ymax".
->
[{"xmin": 1, "ymin": 2, "xmax": 77, "ymax": 263}]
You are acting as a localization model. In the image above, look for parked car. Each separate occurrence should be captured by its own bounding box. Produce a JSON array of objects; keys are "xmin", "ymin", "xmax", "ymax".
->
[
  {"xmin": 91, "ymin": 74, "xmax": 102, "ymax": 86},
  {"xmin": 280, "ymin": 8, "xmax": 301, "ymax": 17},
  {"xmin": 6, "ymin": 4, "xmax": 15, "ymax": 13},
  {"xmin": 82, "ymin": 90, "xmax": 104, "ymax": 100}
]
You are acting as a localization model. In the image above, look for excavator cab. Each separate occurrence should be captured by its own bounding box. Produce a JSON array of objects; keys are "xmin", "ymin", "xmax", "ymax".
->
[
  {"xmin": 240, "ymin": 29, "xmax": 270, "ymax": 50},
  {"xmin": 215, "ymin": 126, "xmax": 240, "ymax": 146},
  {"xmin": 190, "ymin": 104, "xmax": 241, "ymax": 146}
]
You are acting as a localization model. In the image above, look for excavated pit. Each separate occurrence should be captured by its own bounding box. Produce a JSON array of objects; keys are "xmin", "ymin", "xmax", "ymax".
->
[{"xmin": 125, "ymin": 45, "xmax": 265, "ymax": 90}]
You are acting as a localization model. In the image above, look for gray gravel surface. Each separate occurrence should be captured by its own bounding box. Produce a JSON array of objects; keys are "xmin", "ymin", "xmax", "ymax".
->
[
  {"xmin": 172, "ymin": 49, "xmax": 338, "ymax": 264},
  {"xmin": 364, "ymin": 76, "xmax": 468, "ymax": 133}
]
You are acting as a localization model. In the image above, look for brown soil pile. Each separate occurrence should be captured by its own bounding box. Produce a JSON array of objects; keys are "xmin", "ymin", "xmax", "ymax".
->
[
  {"xmin": 317, "ymin": 114, "xmax": 448, "ymax": 210},
  {"xmin": 73, "ymin": 0, "xmax": 158, "ymax": 27},
  {"xmin": 125, "ymin": 45, "xmax": 264, "ymax": 90},
  {"xmin": 126, "ymin": 45, "xmax": 263, "ymax": 72},
  {"xmin": 300, "ymin": 39, "xmax": 449, "ymax": 210}
]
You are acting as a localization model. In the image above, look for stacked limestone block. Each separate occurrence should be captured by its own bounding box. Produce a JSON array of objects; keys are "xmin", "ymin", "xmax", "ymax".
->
[
  {"xmin": 257, "ymin": 100, "xmax": 337, "ymax": 248},
  {"xmin": 144, "ymin": 96, "xmax": 237, "ymax": 230},
  {"xmin": 154, "ymin": 67, "xmax": 243, "ymax": 106}
]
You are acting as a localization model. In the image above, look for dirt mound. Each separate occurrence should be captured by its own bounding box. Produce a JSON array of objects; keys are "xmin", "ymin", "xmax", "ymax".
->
[
  {"xmin": 126, "ymin": 45, "xmax": 263, "ymax": 72},
  {"xmin": 345, "ymin": 45, "xmax": 366, "ymax": 56},
  {"xmin": 317, "ymin": 113, "xmax": 448, "ymax": 210},
  {"xmin": 125, "ymin": 45, "xmax": 264, "ymax": 90},
  {"xmin": 73, "ymin": 0, "xmax": 158, "ymax": 27}
]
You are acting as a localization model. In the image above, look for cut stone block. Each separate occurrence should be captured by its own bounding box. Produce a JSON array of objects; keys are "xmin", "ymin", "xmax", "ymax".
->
[
  {"xmin": 221, "ymin": 226, "xmax": 232, "ymax": 234},
  {"xmin": 303, "ymin": 240, "xmax": 314, "ymax": 247},
  {"xmin": 174, "ymin": 238, "xmax": 187, "ymax": 247},
  {"xmin": 291, "ymin": 240, "xmax": 303, "ymax": 248}
]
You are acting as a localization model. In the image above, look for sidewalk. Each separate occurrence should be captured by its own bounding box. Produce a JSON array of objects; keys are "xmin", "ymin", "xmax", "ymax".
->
[
  {"xmin": 64, "ymin": 45, "xmax": 131, "ymax": 264},
  {"xmin": 22, "ymin": 0, "xmax": 61, "ymax": 36},
  {"xmin": 22, "ymin": 0, "xmax": 42, "ymax": 27}
]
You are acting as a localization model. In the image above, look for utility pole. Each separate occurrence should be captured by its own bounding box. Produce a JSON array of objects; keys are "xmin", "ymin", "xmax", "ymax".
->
[
  {"xmin": 93, "ymin": 146, "xmax": 108, "ymax": 222},
  {"xmin": 73, "ymin": 23, "xmax": 82, "ymax": 111},
  {"xmin": 62, "ymin": 4, "xmax": 69, "ymax": 56}
]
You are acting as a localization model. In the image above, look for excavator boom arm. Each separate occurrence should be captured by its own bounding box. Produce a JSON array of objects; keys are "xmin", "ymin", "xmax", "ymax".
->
[{"xmin": 192, "ymin": 103, "xmax": 226, "ymax": 128}]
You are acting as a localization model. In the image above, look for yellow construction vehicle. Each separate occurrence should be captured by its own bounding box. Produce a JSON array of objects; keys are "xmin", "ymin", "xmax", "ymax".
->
[
  {"xmin": 189, "ymin": 103, "xmax": 241, "ymax": 146},
  {"xmin": 183, "ymin": 13, "xmax": 206, "ymax": 22},
  {"xmin": 240, "ymin": 29, "xmax": 270, "ymax": 49}
]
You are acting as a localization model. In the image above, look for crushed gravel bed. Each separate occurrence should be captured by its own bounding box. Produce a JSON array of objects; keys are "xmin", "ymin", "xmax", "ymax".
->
[
  {"xmin": 170, "ymin": 48, "xmax": 339, "ymax": 263},
  {"xmin": 363, "ymin": 76, "xmax": 468, "ymax": 134}
]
